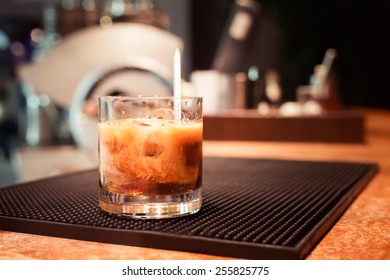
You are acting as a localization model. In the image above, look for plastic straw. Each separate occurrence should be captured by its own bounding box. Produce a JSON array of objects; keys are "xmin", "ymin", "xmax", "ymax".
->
[{"xmin": 173, "ymin": 48, "xmax": 182, "ymax": 121}]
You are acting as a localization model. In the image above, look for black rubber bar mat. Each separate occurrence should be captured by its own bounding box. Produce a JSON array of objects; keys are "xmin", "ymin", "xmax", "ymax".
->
[{"xmin": 0, "ymin": 157, "xmax": 378, "ymax": 259}]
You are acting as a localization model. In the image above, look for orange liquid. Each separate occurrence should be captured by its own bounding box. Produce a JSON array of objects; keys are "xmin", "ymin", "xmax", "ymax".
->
[{"xmin": 98, "ymin": 119, "xmax": 202, "ymax": 195}]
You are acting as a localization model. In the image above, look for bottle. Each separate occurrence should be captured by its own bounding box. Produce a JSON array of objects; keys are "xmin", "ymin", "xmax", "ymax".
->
[
  {"xmin": 99, "ymin": 0, "xmax": 169, "ymax": 29},
  {"xmin": 57, "ymin": 0, "xmax": 100, "ymax": 37},
  {"xmin": 32, "ymin": 1, "xmax": 61, "ymax": 60},
  {"xmin": 246, "ymin": 65, "xmax": 265, "ymax": 109},
  {"xmin": 82, "ymin": 0, "xmax": 100, "ymax": 27},
  {"xmin": 212, "ymin": 0, "xmax": 261, "ymax": 73}
]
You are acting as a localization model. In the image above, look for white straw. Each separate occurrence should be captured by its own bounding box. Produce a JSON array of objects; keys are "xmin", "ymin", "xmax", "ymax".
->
[{"xmin": 173, "ymin": 48, "xmax": 182, "ymax": 121}]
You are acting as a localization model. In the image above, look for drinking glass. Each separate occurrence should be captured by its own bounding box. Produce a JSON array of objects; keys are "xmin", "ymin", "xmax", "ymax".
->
[{"xmin": 98, "ymin": 96, "xmax": 202, "ymax": 218}]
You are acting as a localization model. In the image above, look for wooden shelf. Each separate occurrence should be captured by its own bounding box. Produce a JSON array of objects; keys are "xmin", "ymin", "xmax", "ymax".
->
[{"xmin": 204, "ymin": 110, "xmax": 365, "ymax": 143}]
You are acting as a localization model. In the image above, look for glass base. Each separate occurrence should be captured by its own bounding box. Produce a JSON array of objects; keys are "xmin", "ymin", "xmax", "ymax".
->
[{"xmin": 99, "ymin": 188, "xmax": 202, "ymax": 219}]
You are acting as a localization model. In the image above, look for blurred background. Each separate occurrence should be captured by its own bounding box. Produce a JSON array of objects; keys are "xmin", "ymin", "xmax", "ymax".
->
[{"xmin": 0, "ymin": 0, "xmax": 389, "ymax": 186}]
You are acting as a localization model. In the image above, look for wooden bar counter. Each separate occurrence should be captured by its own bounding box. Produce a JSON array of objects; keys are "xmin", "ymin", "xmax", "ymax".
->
[{"xmin": 0, "ymin": 109, "xmax": 389, "ymax": 260}]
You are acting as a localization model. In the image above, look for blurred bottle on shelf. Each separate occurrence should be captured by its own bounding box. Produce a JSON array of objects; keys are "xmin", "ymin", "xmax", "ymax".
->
[
  {"xmin": 57, "ymin": 0, "xmax": 100, "ymax": 37},
  {"xmin": 99, "ymin": 0, "xmax": 169, "ymax": 29},
  {"xmin": 212, "ymin": 0, "xmax": 261, "ymax": 73},
  {"xmin": 32, "ymin": 1, "xmax": 61, "ymax": 60},
  {"xmin": 246, "ymin": 66, "xmax": 264, "ymax": 109}
]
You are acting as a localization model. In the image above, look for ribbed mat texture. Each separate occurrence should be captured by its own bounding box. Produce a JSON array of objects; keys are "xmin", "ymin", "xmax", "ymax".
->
[{"xmin": 0, "ymin": 157, "xmax": 377, "ymax": 259}]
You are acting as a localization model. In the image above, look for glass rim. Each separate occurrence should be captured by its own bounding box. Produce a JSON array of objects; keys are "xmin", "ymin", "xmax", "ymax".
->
[{"xmin": 99, "ymin": 95, "xmax": 202, "ymax": 101}]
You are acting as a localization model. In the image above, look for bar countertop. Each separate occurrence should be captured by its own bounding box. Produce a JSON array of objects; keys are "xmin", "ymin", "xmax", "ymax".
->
[{"xmin": 0, "ymin": 109, "xmax": 389, "ymax": 260}]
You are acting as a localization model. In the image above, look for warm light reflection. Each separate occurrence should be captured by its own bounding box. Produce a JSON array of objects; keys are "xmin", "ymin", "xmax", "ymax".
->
[
  {"xmin": 100, "ymin": 15, "xmax": 113, "ymax": 28},
  {"xmin": 30, "ymin": 28, "xmax": 43, "ymax": 43}
]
